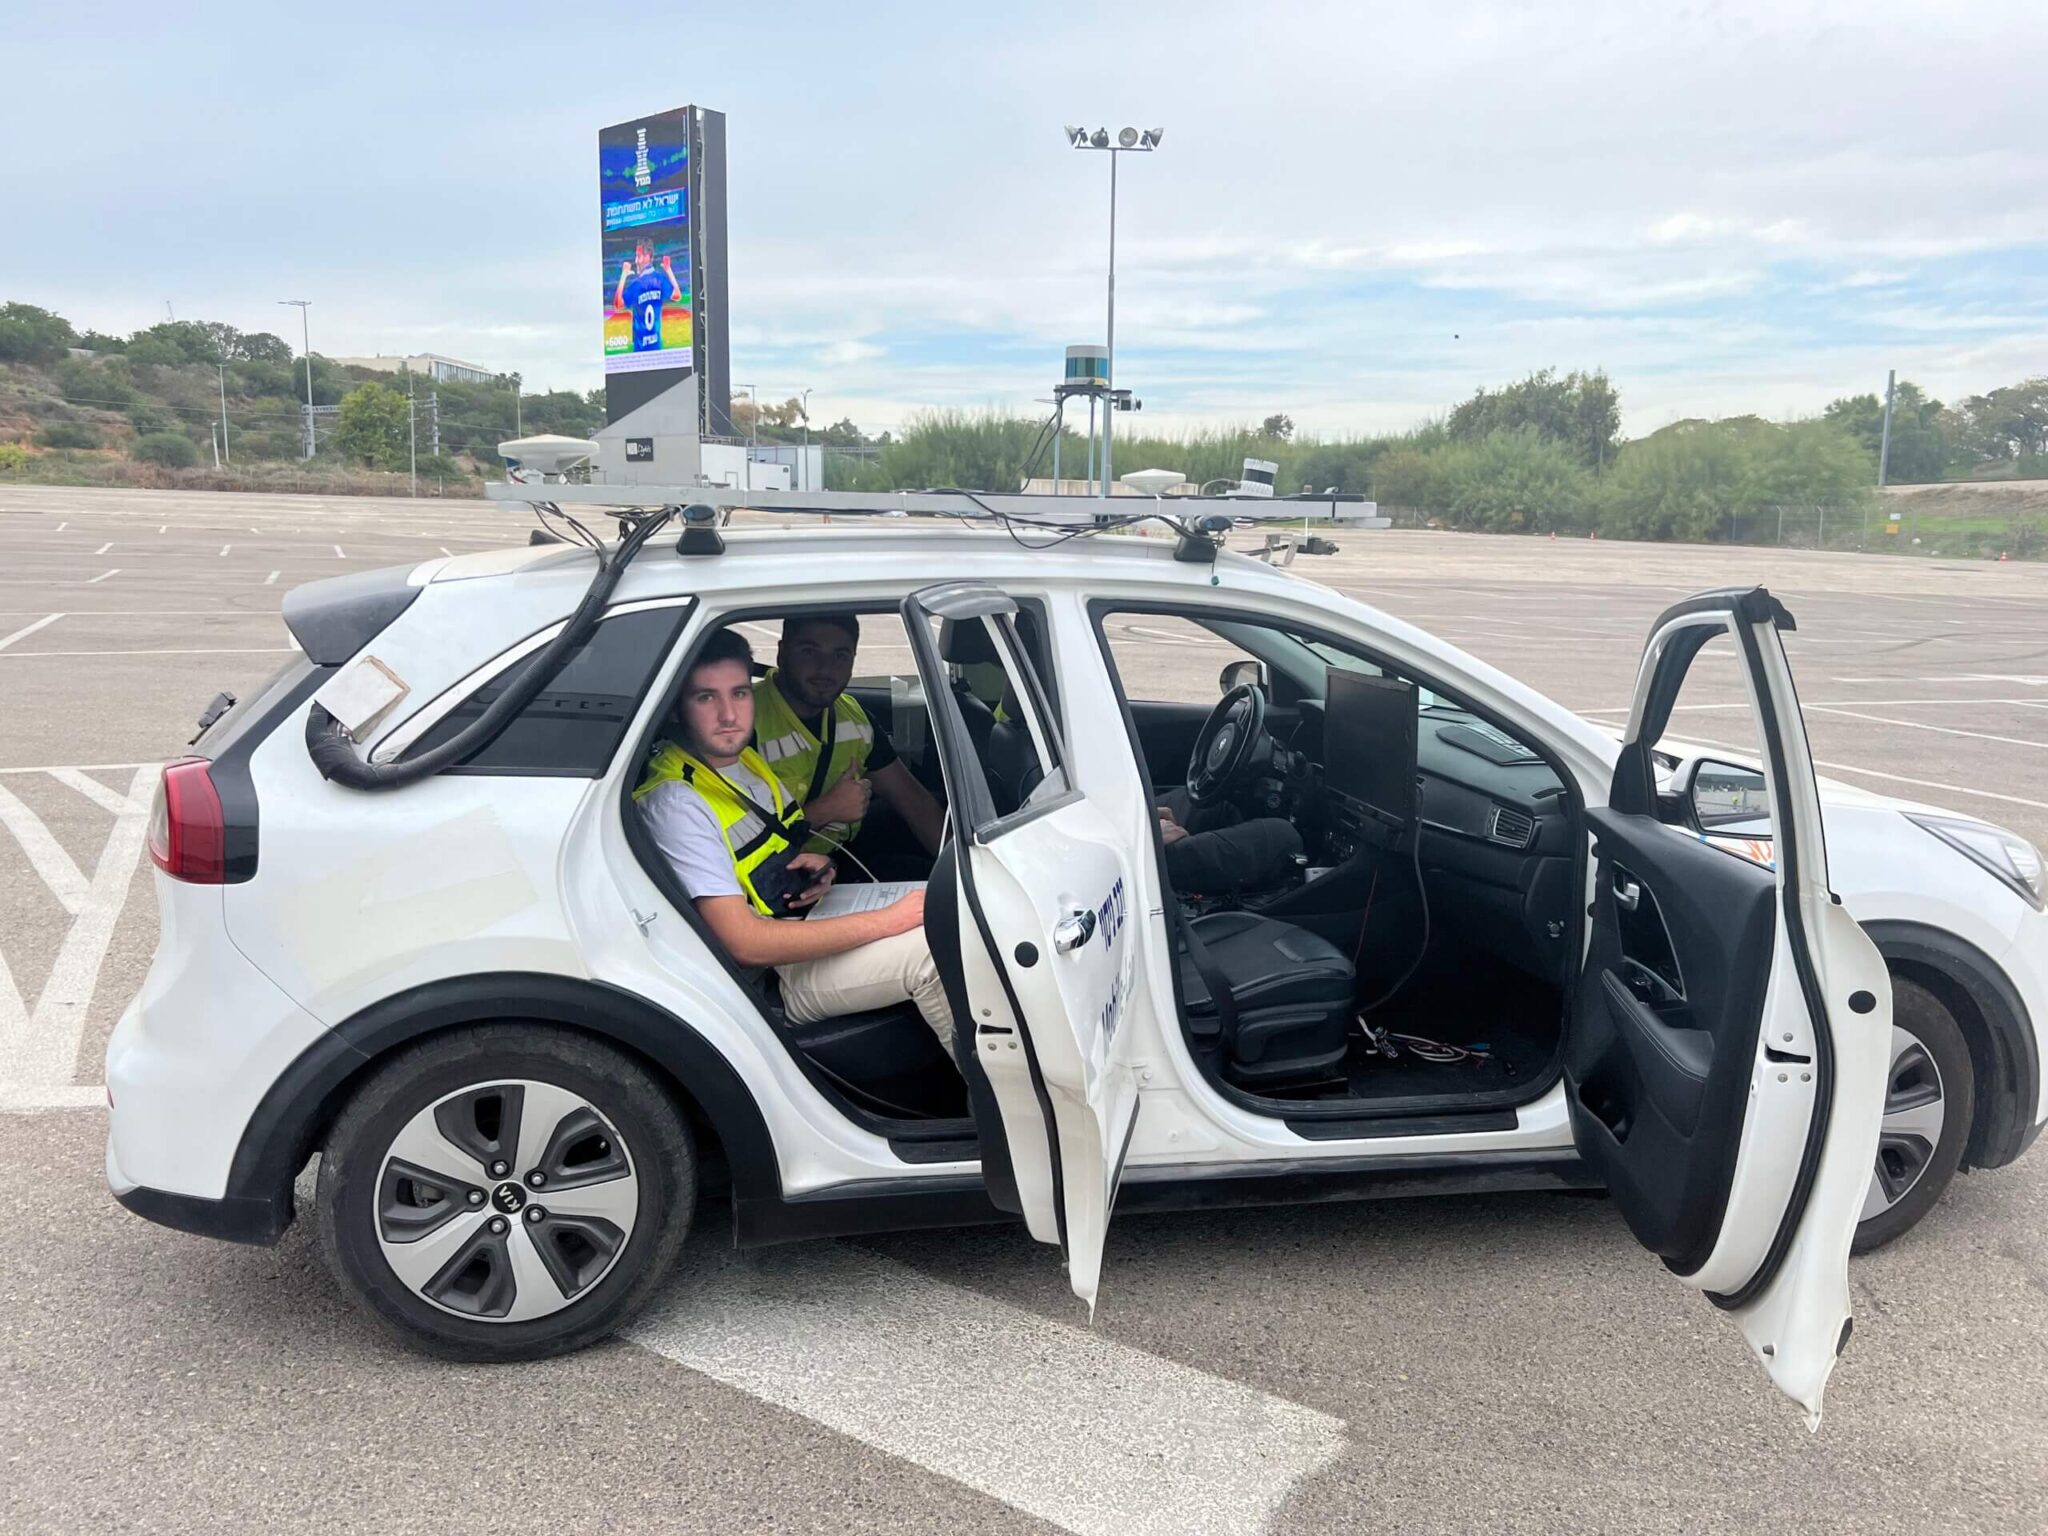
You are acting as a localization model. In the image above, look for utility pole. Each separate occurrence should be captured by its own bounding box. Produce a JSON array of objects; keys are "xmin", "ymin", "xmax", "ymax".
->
[
  {"xmin": 430, "ymin": 391, "xmax": 440, "ymax": 458},
  {"xmin": 513, "ymin": 374, "xmax": 522, "ymax": 437},
  {"xmin": 217, "ymin": 361, "xmax": 231, "ymax": 464},
  {"xmin": 408, "ymin": 375, "xmax": 418, "ymax": 498},
  {"xmin": 278, "ymin": 300, "xmax": 314, "ymax": 459},
  {"xmin": 1877, "ymin": 368, "xmax": 1897, "ymax": 488},
  {"xmin": 210, "ymin": 421, "xmax": 221, "ymax": 469}
]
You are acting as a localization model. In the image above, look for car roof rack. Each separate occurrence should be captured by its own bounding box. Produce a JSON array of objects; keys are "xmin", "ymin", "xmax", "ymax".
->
[{"xmin": 486, "ymin": 482, "xmax": 1386, "ymax": 563}]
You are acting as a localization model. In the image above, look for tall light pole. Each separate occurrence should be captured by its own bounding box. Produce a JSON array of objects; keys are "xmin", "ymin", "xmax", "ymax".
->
[
  {"xmin": 799, "ymin": 387, "xmax": 813, "ymax": 489},
  {"xmin": 1065, "ymin": 125, "xmax": 1162, "ymax": 497},
  {"xmin": 278, "ymin": 300, "xmax": 314, "ymax": 459},
  {"xmin": 734, "ymin": 382, "xmax": 758, "ymax": 448}
]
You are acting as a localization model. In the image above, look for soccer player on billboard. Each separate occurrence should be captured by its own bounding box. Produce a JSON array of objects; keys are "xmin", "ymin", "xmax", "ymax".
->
[{"xmin": 615, "ymin": 241, "xmax": 684, "ymax": 355}]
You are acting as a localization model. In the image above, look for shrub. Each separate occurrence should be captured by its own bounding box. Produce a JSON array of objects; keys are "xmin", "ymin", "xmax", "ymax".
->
[
  {"xmin": 132, "ymin": 431, "xmax": 199, "ymax": 468},
  {"xmin": 35, "ymin": 422, "xmax": 102, "ymax": 450},
  {"xmin": 0, "ymin": 442, "xmax": 28, "ymax": 472}
]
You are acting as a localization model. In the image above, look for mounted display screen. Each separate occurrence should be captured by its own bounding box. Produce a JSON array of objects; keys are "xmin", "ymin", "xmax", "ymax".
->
[
  {"xmin": 1323, "ymin": 668, "xmax": 1418, "ymax": 831},
  {"xmin": 599, "ymin": 109, "xmax": 694, "ymax": 376}
]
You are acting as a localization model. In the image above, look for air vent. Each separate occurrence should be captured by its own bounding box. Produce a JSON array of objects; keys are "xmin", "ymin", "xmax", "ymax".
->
[{"xmin": 1488, "ymin": 805, "xmax": 1536, "ymax": 848}]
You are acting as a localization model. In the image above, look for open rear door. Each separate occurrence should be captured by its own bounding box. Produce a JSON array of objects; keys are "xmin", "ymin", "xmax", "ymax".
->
[
  {"xmin": 1568, "ymin": 587, "xmax": 1890, "ymax": 1428},
  {"xmin": 904, "ymin": 584, "xmax": 1140, "ymax": 1312}
]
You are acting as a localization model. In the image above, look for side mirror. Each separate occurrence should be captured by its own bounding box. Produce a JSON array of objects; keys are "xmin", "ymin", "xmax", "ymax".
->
[
  {"xmin": 1687, "ymin": 758, "xmax": 1773, "ymax": 836},
  {"xmin": 1219, "ymin": 658, "xmax": 1269, "ymax": 695}
]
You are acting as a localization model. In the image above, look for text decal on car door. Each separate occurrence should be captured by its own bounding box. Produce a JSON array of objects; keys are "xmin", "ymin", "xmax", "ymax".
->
[{"xmin": 1096, "ymin": 877, "xmax": 1128, "ymax": 952}]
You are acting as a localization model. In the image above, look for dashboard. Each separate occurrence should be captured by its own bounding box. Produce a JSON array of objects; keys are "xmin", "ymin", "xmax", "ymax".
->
[{"xmin": 1285, "ymin": 700, "xmax": 1576, "ymax": 982}]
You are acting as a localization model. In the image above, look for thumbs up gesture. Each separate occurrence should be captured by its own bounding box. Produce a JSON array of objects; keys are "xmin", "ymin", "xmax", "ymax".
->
[{"xmin": 810, "ymin": 763, "xmax": 872, "ymax": 826}]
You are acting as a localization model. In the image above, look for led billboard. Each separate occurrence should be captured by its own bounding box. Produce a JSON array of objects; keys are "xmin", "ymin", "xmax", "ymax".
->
[{"xmin": 599, "ymin": 110, "xmax": 693, "ymax": 375}]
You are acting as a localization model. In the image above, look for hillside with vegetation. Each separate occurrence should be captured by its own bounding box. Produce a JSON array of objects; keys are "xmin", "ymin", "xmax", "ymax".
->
[{"xmin": 2, "ymin": 298, "xmax": 2040, "ymax": 557}]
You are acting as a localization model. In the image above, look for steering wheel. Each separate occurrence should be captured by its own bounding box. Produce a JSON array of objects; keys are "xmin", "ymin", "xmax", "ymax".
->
[{"xmin": 1185, "ymin": 683, "xmax": 1269, "ymax": 806}]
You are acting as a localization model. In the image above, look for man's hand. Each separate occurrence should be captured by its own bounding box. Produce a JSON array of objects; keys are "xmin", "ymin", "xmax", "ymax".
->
[
  {"xmin": 872, "ymin": 888, "xmax": 926, "ymax": 937},
  {"xmin": 809, "ymin": 764, "xmax": 873, "ymax": 827},
  {"xmin": 620, "ymin": 261, "xmax": 633, "ymax": 280},
  {"xmin": 784, "ymin": 852, "xmax": 837, "ymax": 909},
  {"xmin": 1157, "ymin": 806, "xmax": 1189, "ymax": 846},
  {"xmin": 661, "ymin": 254, "xmax": 675, "ymax": 273}
]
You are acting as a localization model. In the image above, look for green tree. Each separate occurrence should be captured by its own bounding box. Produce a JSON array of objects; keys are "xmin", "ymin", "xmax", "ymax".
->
[
  {"xmin": 0, "ymin": 302, "xmax": 78, "ymax": 365},
  {"xmin": 1259, "ymin": 413, "xmax": 1295, "ymax": 442},
  {"xmin": 1448, "ymin": 368, "xmax": 1621, "ymax": 470},
  {"xmin": 35, "ymin": 422, "xmax": 102, "ymax": 450},
  {"xmin": 132, "ymin": 431, "xmax": 199, "ymax": 468},
  {"xmin": 1436, "ymin": 430, "xmax": 1593, "ymax": 532},
  {"xmin": 336, "ymin": 382, "xmax": 410, "ymax": 470},
  {"xmin": 1596, "ymin": 420, "xmax": 1759, "ymax": 541},
  {"xmin": 1823, "ymin": 381, "xmax": 1944, "ymax": 483}
]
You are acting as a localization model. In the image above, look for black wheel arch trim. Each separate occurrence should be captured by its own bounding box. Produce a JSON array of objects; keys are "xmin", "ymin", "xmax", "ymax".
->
[
  {"xmin": 1862, "ymin": 919, "xmax": 2039, "ymax": 1171},
  {"xmin": 221, "ymin": 972, "xmax": 782, "ymax": 1244}
]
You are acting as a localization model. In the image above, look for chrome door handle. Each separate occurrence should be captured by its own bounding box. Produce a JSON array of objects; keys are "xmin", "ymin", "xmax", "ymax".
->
[
  {"xmin": 1052, "ymin": 909, "xmax": 1097, "ymax": 953},
  {"xmin": 1614, "ymin": 878, "xmax": 1641, "ymax": 912}
]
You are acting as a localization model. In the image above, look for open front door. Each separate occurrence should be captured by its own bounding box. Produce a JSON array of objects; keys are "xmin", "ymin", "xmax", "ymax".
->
[
  {"xmin": 905, "ymin": 584, "xmax": 1140, "ymax": 1312},
  {"xmin": 1569, "ymin": 586, "xmax": 1890, "ymax": 1427}
]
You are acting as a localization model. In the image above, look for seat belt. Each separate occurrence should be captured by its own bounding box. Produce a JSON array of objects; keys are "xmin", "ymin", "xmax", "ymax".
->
[{"xmin": 1178, "ymin": 912, "xmax": 1241, "ymax": 1055}]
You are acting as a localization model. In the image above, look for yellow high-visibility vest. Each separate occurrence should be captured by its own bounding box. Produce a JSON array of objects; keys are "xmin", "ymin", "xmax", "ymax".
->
[
  {"xmin": 633, "ymin": 742, "xmax": 804, "ymax": 917},
  {"xmin": 751, "ymin": 669, "xmax": 876, "ymax": 853}
]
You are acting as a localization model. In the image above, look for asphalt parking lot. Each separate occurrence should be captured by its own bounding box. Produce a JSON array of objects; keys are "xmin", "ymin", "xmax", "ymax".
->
[{"xmin": 1, "ymin": 484, "xmax": 2043, "ymax": 1534}]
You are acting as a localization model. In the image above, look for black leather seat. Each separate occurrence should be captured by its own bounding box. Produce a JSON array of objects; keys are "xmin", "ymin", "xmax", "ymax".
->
[
  {"xmin": 780, "ymin": 1003, "xmax": 966, "ymax": 1118},
  {"xmin": 1179, "ymin": 910, "xmax": 1354, "ymax": 1088}
]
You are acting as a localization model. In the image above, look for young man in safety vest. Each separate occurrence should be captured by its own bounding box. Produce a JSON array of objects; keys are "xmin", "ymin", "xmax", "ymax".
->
[
  {"xmin": 636, "ymin": 628, "xmax": 960, "ymax": 1067},
  {"xmin": 753, "ymin": 613, "xmax": 946, "ymax": 861}
]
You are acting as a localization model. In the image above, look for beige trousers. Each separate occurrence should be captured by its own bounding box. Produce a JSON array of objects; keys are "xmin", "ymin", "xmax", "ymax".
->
[{"xmin": 777, "ymin": 928, "xmax": 959, "ymax": 1066}]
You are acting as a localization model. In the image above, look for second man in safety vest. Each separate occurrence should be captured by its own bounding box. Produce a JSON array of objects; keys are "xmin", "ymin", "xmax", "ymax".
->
[
  {"xmin": 753, "ymin": 613, "xmax": 946, "ymax": 861},
  {"xmin": 636, "ymin": 628, "xmax": 960, "ymax": 1065}
]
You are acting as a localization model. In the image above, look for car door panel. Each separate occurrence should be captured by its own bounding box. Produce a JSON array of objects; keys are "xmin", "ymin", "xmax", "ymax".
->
[
  {"xmin": 904, "ymin": 584, "xmax": 1141, "ymax": 1312},
  {"xmin": 1569, "ymin": 586, "xmax": 1889, "ymax": 1427}
]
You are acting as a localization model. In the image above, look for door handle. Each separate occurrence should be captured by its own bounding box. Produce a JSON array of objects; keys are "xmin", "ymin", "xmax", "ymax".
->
[
  {"xmin": 1614, "ymin": 876, "xmax": 1641, "ymax": 912},
  {"xmin": 1052, "ymin": 908, "xmax": 1098, "ymax": 953}
]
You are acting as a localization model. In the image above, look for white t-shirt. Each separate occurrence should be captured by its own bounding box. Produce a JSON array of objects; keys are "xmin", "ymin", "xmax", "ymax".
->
[{"xmin": 640, "ymin": 758, "xmax": 784, "ymax": 903}]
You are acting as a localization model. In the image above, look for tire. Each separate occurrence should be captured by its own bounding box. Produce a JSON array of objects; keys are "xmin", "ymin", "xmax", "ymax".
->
[
  {"xmin": 1852, "ymin": 977, "xmax": 1974, "ymax": 1254},
  {"xmin": 317, "ymin": 1024, "xmax": 695, "ymax": 1361}
]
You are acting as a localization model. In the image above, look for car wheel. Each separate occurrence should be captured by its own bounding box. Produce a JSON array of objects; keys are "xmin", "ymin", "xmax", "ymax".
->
[
  {"xmin": 1852, "ymin": 977, "xmax": 1974, "ymax": 1254},
  {"xmin": 317, "ymin": 1024, "xmax": 694, "ymax": 1360}
]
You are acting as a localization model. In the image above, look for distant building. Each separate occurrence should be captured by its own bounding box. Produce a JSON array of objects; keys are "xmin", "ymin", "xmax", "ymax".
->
[{"xmin": 334, "ymin": 353, "xmax": 498, "ymax": 386}]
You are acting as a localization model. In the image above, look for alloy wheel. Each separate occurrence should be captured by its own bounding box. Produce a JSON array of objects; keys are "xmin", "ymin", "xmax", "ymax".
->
[
  {"xmin": 375, "ymin": 1079, "xmax": 640, "ymax": 1322},
  {"xmin": 1860, "ymin": 1023, "xmax": 1947, "ymax": 1222}
]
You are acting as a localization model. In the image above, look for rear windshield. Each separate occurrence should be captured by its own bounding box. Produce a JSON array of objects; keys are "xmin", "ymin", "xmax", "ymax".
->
[{"xmin": 191, "ymin": 656, "xmax": 320, "ymax": 760}]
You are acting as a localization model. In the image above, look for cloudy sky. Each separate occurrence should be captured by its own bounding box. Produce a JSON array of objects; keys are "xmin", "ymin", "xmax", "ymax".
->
[{"xmin": 4, "ymin": 1, "xmax": 2044, "ymax": 438}]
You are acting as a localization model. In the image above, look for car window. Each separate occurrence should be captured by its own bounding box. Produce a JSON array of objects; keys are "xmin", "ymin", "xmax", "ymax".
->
[
  {"xmin": 1094, "ymin": 613, "xmax": 1260, "ymax": 708},
  {"xmin": 405, "ymin": 605, "xmax": 690, "ymax": 776},
  {"xmin": 1656, "ymin": 631, "xmax": 1776, "ymax": 863}
]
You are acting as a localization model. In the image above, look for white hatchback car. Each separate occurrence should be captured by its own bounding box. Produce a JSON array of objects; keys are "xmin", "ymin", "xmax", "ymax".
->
[{"xmin": 106, "ymin": 513, "xmax": 2046, "ymax": 1426}]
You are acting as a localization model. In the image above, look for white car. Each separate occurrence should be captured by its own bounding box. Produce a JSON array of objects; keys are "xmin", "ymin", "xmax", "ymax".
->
[{"xmin": 106, "ymin": 513, "xmax": 2046, "ymax": 1426}]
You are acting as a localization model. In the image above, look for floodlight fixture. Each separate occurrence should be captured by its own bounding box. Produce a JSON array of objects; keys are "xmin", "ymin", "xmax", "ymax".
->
[
  {"xmin": 1065, "ymin": 125, "xmax": 1087, "ymax": 147},
  {"xmin": 1118, "ymin": 126, "xmax": 1139, "ymax": 147},
  {"xmin": 1090, "ymin": 128, "xmax": 1110, "ymax": 148},
  {"xmin": 1140, "ymin": 127, "xmax": 1164, "ymax": 148}
]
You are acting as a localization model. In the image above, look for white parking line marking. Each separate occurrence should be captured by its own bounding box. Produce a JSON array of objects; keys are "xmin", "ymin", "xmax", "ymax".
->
[
  {"xmin": 0, "ymin": 613, "xmax": 63, "ymax": 652},
  {"xmin": 266, "ymin": 571, "xmax": 280, "ymax": 584},
  {"xmin": 220, "ymin": 544, "xmax": 231, "ymax": 556},
  {"xmin": 0, "ymin": 647, "xmax": 298, "ymax": 659},
  {"xmin": 49, "ymin": 769, "xmax": 139, "ymax": 815},
  {"xmin": 158, "ymin": 525, "xmax": 167, "ymax": 534},
  {"xmin": 1673, "ymin": 735, "xmax": 2048, "ymax": 812},
  {"xmin": 94, "ymin": 542, "xmax": 112, "ymax": 555},
  {"xmin": 56, "ymin": 522, "xmax": 67, "ymax": 532},
  {"xmin": 629, "ymin": 1243, "xmax": 1347, "ymax": 1536},
  {"xmin": 1806, "ymin": 706, "xmax": 2047, "ymax": 751},
  {"xmin": 86, "ymin": 570, "xmax": 118, "ymax": 585},
  {"xmin": 333, "ymin": 545, "xmax": 346, "ymax": 559},
  {"xmin": 0, "ymin": 779, "xmax": 91, "ymax": 916},
  {"xmin": 1832, "ymin": 674, "xmax": 2048, "ymax": 686},
  {"xmin": 0, "ymin": 763, "xmax": 155, "ymax": 775},
  {"xmin": 0, "ymin": 767, "xmax": 153, "ymax": 1110},
  {"xmin": 439, "ymin": 547, "xmax": 452, "ymax": 556}
]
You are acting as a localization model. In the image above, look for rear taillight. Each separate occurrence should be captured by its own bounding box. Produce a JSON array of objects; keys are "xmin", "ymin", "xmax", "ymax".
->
[{"xmin": 148, "ymin": 757, "xmax": 227, "ymax": 883}]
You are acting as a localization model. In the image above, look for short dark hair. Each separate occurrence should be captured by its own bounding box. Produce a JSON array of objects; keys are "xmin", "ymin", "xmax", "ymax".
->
[
  {"xmin": 782, "ymin": 611, "xmax": 861, "ymax": 649},
  {"xmin": 687, "ymin": 627, "xmax": 753, "ymax": 686}
]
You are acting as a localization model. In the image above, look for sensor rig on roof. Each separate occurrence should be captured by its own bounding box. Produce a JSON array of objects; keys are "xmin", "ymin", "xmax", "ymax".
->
[{"xmin": 488, "ymin": 480, "xmax": 1386, "ymax": 565}]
